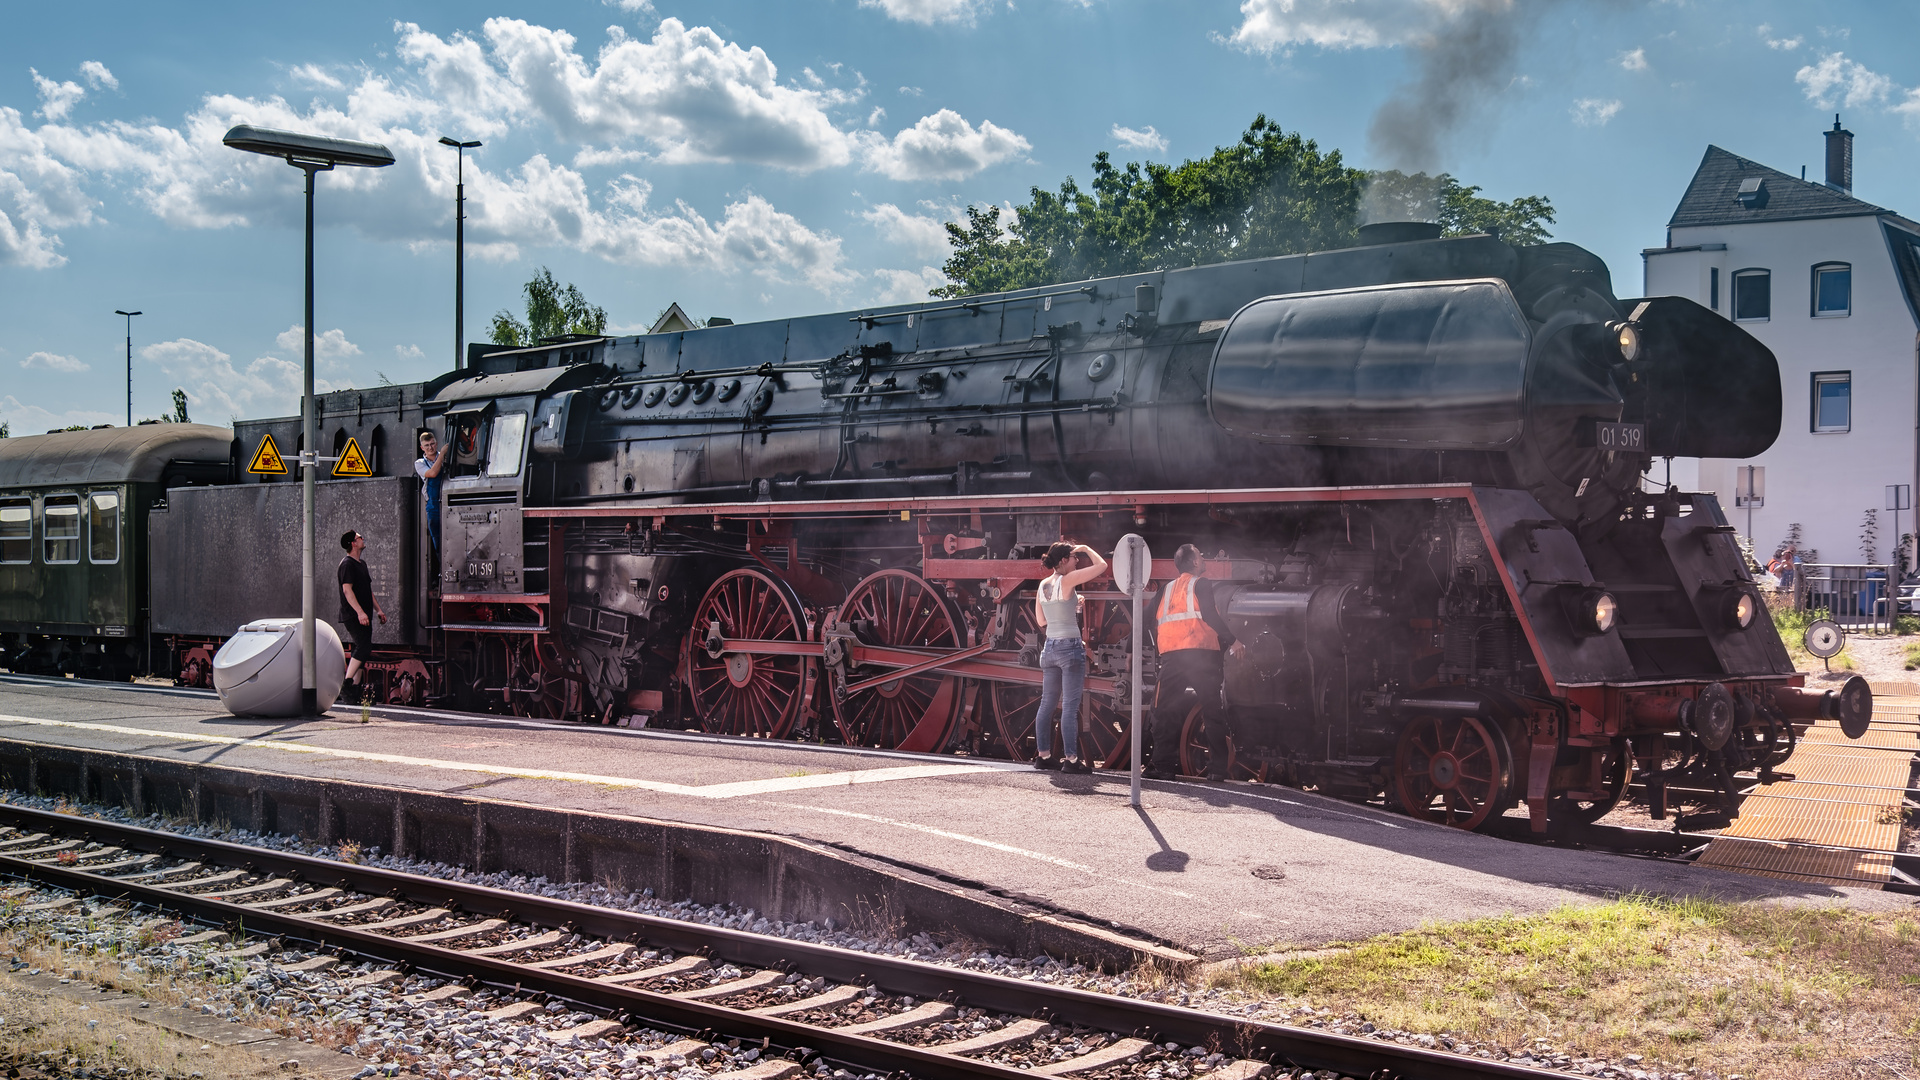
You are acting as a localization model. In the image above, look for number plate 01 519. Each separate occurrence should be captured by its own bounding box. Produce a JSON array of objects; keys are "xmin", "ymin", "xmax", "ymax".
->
[{"xmin": 1595, "ymin": 422, "xmax": 1645, "ymax": 451}]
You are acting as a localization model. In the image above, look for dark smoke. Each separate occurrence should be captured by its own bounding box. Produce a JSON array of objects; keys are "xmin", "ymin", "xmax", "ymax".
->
[{"xmin": 1367, "ymin": 0, "xmax": 1542, "ymax": 173}]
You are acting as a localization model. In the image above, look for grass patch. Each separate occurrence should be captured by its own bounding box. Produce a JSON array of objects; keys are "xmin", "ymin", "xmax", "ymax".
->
[{"xmin": 1211, "ymin": 896, "xmax": 1920, "ymax": 1077}]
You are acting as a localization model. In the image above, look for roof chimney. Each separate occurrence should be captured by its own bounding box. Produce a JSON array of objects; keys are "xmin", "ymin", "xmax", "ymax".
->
[{"xmin": 1825, "ymin": 114, "xmax": 1853, "ymax": 195}]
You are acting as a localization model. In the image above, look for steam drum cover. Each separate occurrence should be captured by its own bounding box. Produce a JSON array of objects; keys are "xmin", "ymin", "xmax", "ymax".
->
[{"xmin": 213, "ymin": 618, "xmax": 346, "ymax": 717}]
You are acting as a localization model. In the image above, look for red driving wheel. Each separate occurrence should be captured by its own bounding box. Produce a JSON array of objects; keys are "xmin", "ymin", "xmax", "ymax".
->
[
  {"xmin": 829, "ymin": 569, "xmax": 965, "ymax": 752},
  {"xmin": 686, "ymin": 568, "xmax": 813, "ymax": 739}
]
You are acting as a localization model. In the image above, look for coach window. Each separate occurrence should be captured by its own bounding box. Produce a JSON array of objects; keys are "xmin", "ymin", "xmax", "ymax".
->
[
  {"xmin": 1813, "ymin": 262, "xmax": 1851, "ymax": 317},
  {"xmin": 1733, "ymin": 268, "xmax": 1771, "ymax": 321},
  {"xmin": 486, "ymin": 412, "xmax": 527, "ymax": 477},
  {"xmin": 43, "ymin": 495, "xmax": 80, "ymax": 563},
  {"xmin": 1812, "ymin": 371, "xmax": 1852, "ymax": 433},
  {"xmin": 0, "ymin": 499, "xmax": 30, "ymax": 564},
  {"xmin": 88, "ymin": 491, "xmax": 120, "ymax": 564},
  {"xmin": 369, "ymin": 425, "xmax": 386, "ymax": 475}
]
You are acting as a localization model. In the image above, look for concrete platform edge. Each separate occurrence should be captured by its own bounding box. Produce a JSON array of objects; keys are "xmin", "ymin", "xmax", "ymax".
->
[{"xmin": 0, "ymin": 738, "xmax": 1193, "ymax": 970}]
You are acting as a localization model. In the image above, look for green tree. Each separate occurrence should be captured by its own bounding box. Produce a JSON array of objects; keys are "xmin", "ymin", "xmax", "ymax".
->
[
  {"xmin": 0, "ymin": 421, "xmax": 9, "ymax": 438},
  {"xmin": 935, "ymin": 114, "xmax": 1555, "ymax": 297},
  {"xmin": 170, "ymin": 388, "xmax": 190, "ymax": 424},
  {"xmin": 489, "ymin": 267, "xmax": 609, "ymax": 346}
]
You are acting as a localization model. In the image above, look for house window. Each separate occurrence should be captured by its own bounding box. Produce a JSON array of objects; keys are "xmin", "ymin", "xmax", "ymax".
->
[
  {"xmin": 0, "ymin": 499, "xmax": 30, "ymax": 564},
  {"xmin": 1709, "ymin": 267, "xmax": 1720, "ymax": 312},
  {"xmin": 43, "ymin": 495, "xmax": 80, "ymax": 563},
  {"xmin": 1733, "ymin": 269, "xmax": 1771, "ymax": 321},
  {"xmin": 1812, "ymin": 371, "xmax": 1852, "ymax": 433},
  {"xmin": 1813, "ymin": 263, "xmax": 1851, "ymax": 317},
  {"xmin": 88, "ymin": 491, "xmax": 119, "ymax": 564}
]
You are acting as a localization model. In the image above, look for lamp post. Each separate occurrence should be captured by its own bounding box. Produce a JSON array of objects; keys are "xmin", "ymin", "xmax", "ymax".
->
[
  {"xmin": 438, "ymin": 137, "xmax": 481, "ymax": 371},
  {"xmin": 114, "ymin": 310, "xmax": 141, "ymax": 427},
  {"xmin": 223, "ymin": 124, "xmax": 394, "ymax": 717}
]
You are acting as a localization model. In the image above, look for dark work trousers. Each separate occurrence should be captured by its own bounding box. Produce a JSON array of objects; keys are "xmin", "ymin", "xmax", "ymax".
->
[{"xmin": 1149, "ymin": 648, "xmax": 1228, "ymax": 772}]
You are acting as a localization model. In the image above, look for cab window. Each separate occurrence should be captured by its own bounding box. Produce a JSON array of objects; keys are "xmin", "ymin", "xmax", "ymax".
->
[
  {"xmin": 486, "ymin": 412, "xmax": 527, "ymax": 477},
  {"xmin": 89, "ymin": 491, "xmax": 120, "ymax": 564},
  {"xmin": 0, "ymin": 499, "xmax": 29, "ymax": 564},
  {"xmin": 43, "ymin": 495, "xmax": 80, "ymax": 564}
]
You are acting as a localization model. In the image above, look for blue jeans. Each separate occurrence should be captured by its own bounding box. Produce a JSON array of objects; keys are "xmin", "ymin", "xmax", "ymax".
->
[
  {"xmin": 424, "ymin": 501, "xmax": 441, "ymax": 554},
  {"xmin": 1035, "ymin": 638, "xmax": 1087, "ymax": 759}
]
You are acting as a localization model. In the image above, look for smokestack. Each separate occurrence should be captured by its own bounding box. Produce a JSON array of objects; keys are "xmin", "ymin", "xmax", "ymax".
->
[{"xmin": 1825, "ymin": 114, "xmax": 1853, "ymax": 195}]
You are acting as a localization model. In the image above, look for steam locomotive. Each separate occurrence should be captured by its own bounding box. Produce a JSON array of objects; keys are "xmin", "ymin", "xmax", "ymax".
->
[{"xmin": 2, "ymin": 221, "xmax": 1874, "ymax": 832}]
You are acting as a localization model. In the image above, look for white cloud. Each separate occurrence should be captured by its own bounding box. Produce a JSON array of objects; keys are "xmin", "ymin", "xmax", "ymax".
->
[
  {"xmin": 20, "ymin": 351, "xmax": 89, "ymax": 373},
  {"xmin": 31, "ymin": 69, "xmax": 88, "ymax": 122},
  {"xmin": 1229, "ymin": 0, "xmax": 1491, "ymax": 52},
  {"xmin": 290, "ymin": 64, "xmax": 345, "ymax": 91},
  {"xmin": 1617, "ymin": 48, "xmax": 1647, "ymax": 72},
  {"xmin": 1111, "ymin": 123, "xmax": 1168, "ymax": 152},
  {"xmin": 872, "ymin": 266, "xmax": 949, "ymax": 304},
  {"xmin": 275, "ymin": 326, "xmax": 364, "ymax": 360},
  {"xmin": 860, "ymin": 0, "xmax": 992, "ymax": 25},
  {"xmin": 1570, "ymin": 97, "xmax": 1623, "ymax": 127},
  {"xmin": 0, "ymin": 106, "xmax": 98, "ymax": 268},
  {"xmin": 1895, "ymin": 89, "xmax": 1920, "ymax": 127},
  {"xmin": 0, "ymin": 394, "xmax": 117, "ymax": 434},
  {"xmin": 141, "ymin": 338, "xmax": 325, "ymax": 420},
  {"xmin": 78, "ymin": 62, "xmax": 117, "ymax": 91},
  {"xmin": 395, "ymin": 344, "xmax": 425, "ymax": 360},
  {"xmin": 473, "ymin": 16, "xmax": 856, "ymax": 170},
  {"xmin": 7, "ymin": 18, "xmax": 898, "ymax": 288},
  {"xmin": 1796, "ymin": 52, "xmax": 1894, "ymax": 109},
  {"xmin": 1766, "ymin": 35, "xmax": 1804, "ymax": 51},
  {"xmin": 604, "ymin": 0, "xmax": 654, "ymax": 11},
  {"xmin": 862, "ymin": 202, "xmax": 950, "ymax": 257},
  {"xmin": 858, "ymin": 109, "xmax": 1029, "ymax": 180},
  {"xmin": 899, "ymin": 86, "xmax": 923, "ymax": 96},
  {"xmin": 572, "ymin": 145, "xmax": 648, "ymax": 168}
]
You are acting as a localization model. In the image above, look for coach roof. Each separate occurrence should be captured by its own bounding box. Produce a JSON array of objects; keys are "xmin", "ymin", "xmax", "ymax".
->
[{"xmin": 0, "ymin": 424, "xmax": 234, "ymax": 488}]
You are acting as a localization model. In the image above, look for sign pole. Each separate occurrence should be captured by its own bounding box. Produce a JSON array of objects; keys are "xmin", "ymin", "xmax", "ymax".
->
[
  {"xmin": 1114, "ymin": 534, "xmax": 1151, "ymax": 809},
  {"xmin": 1130, "ymin": 574, "xmax": 1143, "ymax": 808},
  {"xmin": 299, "ymin": 162, "xmax": 323, "ymax": 718}
]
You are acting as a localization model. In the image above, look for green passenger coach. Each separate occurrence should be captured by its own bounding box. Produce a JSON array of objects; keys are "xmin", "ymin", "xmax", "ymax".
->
[{"xmin": 0, "ymin": 425, "xmax": 233, "ymax": 679}]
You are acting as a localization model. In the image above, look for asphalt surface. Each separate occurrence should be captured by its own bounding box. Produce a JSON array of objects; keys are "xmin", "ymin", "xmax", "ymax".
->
[{"xmin": 0, "ymin": 674, "xmax": 1908, "ymax": 958}]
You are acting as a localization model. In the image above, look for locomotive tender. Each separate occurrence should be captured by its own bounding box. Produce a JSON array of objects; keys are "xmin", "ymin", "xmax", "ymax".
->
[{"xmin": 6, "ymin": 223, "xmax": 1877, "ymax": 832}]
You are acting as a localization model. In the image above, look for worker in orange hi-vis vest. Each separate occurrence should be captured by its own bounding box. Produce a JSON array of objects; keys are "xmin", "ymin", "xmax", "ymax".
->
[{"xmin": 1145, "ymin": 544, "xmax": 1246, "ymax": 780}]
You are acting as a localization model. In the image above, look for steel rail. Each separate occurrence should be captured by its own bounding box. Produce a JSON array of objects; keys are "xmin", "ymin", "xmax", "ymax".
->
[{"xmin": 0, "ymin": 803, "xmax": 1562, "ymax": 1080}]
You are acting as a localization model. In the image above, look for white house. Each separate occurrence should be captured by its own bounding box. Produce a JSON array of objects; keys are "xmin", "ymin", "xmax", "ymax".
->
[{"xmin": 1644, "ymin": 120, "xmax": 1920, "ymax": 569}]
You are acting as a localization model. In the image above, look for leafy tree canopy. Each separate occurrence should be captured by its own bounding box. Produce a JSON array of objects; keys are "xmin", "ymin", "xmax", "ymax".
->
[
  {"xmin": 489, "ymin": 268, "xmax": 608, "ymax": 346},
  {"xmin": 935, "ymin": 115, "xmax": 1556, "ymax": 298}
]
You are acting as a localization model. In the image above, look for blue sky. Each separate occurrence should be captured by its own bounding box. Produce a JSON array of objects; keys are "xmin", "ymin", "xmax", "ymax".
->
[{"xmin": 2, "ymin": 0, "xmax": 1916, "ymax": 430}]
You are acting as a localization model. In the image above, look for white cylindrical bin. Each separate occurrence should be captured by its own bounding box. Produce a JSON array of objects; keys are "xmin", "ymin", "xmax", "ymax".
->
[{"xmin": 213, "ymin": 618, "xmax": 345, "ymax": 717}]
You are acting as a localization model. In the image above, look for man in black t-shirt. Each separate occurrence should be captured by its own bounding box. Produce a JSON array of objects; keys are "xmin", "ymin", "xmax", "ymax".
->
[{"xmin": 337, "ymin": 530, "xmax": 386, "ymax": 705}]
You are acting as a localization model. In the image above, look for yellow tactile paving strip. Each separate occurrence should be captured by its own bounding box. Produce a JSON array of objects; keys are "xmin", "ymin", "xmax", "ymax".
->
[{"xmin": 1695, "ymin": 703, "xmax": 1917, "ymax": 889}]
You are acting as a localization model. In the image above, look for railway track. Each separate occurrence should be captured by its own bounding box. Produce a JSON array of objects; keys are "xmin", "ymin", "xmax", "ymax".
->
[{"xmin": 0, "ymin": 803, "xmax": 1564, "ymax": 1080}]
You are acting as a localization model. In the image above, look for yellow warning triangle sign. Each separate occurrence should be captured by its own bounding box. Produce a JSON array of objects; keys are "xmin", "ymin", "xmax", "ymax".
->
[
  {"xmin": 334, "ymin": 437, "xmax": 372, "ymax": 478},
  {"xmin": 247, "ymin": 432, "xmax": 287, "ymax": 475}
]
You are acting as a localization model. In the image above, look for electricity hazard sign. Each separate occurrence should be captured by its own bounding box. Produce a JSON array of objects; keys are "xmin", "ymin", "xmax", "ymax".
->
[
  {"xmin": 333, "ymin": 437, "xmax": 372, "ymax": 478},
  {"xmin": 247, "ymin": 432, "xmax": 287, "ymax": 475}
]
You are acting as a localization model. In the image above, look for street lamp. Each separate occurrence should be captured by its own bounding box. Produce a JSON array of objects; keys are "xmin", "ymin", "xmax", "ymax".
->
[
  {"xmin": 438, "ymin": 137, "xmax": 482, "ymax": 371},
  {"xmin": 114, "ymin": 310, "xmax": 142, "ymax": 427},
  {"xmin": 223, "ymin": 123, "xmax": 394, "ymax": 718}
]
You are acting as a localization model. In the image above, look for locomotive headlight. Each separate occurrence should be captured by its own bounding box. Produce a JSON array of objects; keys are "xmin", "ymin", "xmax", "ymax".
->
[
  {"xmin": 1719, "ymin": 586, "xmax": 1758, "ymax": 630},
  {"xmin": 1563, "ymin": 586, "xmax": 1618, "ymax": 636},
  {"xmin": 1589, "ymin": 590, "xmax": 1618, "ymax": 634},
  {"xmin": 1609, "ymin": 321, "xmax": 1642, "ymax": 363}
]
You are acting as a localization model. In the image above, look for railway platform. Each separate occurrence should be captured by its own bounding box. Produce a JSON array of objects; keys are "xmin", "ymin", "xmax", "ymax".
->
[{"xmin": 0, "ymin": 674, "xmax": 1910, "ymax": 961}]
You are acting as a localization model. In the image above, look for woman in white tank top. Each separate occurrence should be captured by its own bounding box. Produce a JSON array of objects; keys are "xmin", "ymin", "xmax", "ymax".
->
[{"xmin": 1032, "ymin": 541, "xmax": 1108, "ymax": 772}]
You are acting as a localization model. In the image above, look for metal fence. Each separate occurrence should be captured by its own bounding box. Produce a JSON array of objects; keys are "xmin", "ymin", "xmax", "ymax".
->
[{"xmin": 1794, "ymin": 563, "xmax": 1895, "ymax": 631}]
